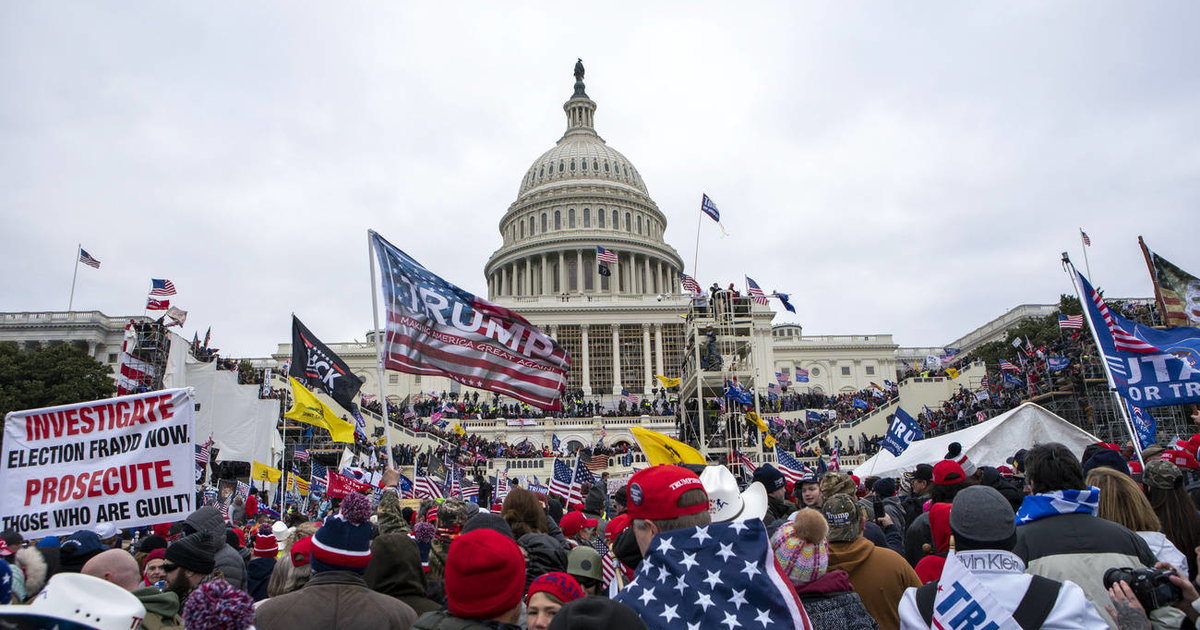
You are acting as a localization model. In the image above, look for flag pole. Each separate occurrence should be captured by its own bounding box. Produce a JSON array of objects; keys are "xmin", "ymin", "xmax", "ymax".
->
[
  {"xmin": 1137, "ymin": 236, "xmax": 1169, "ymax": 327},
  {"xmin": 1063, "ymin": 255, "xmax": 1143, "ymax": 466},
  {"xmin": 68, "ymin": 244, "xmax": 81, "ymax": 312},
  {"xmin": 692, "ymin": 205, "xmax": 703, "ymax": 283},
  {"xmin": 367, "ymin": 230, "xmax": 395, "ymax": 469},
  {"xmin": 1079, "ymin": 228, "xmax": 1093, "ymax": 280}
]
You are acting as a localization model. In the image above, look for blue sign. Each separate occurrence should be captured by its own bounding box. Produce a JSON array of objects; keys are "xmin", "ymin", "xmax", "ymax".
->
[
  {"xmin": 1047, "ymin": 357, "xmax": 1070, "ymax": 372},
  {"xmin": 880, "ymin": 407, "xmax": 923, "ymax": 456},
  {"xmin": 1127, "ymin": 402, "xmax": 1157, "ymax": 451}
]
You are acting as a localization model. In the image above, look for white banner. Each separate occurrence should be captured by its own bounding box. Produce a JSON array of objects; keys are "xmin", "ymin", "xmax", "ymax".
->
[{"xmin": 1, "ymin": 389, "xmax": 196, "ymax": 538}]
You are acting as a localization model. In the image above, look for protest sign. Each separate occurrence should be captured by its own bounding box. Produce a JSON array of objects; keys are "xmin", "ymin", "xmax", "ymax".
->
[
  {"xmin": 1, "ymin": 389, "xmax": 196, "ymax": 537},
  {"xmin": 326, "ymin": 472, "xmax": 375, "ymax": 498}
]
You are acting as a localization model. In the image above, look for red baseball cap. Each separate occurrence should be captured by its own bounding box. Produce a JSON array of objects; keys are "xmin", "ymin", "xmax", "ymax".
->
[
  {"xmin": 605, "ymin": 513, "xmax": 632, "ymax": 541},
  {"xmin": 559, "ymin": 511, "xmax": 598, "ymax": 538},
  {"xmin": 932, "ymin": 460, "xmax": 966, "ymax": 485},
  {"xmin": 625, "ymin": 465, "xmax": 707, "ymax": 520},
  {"xmin": 1161, "ymin": 449, "xmax": 1200, "ymax": 471}
]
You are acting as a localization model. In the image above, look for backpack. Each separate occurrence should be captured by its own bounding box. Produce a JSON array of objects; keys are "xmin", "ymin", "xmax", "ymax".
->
[{"xmin": 915, "ymin": 574, "xmax": 1062, "ymax": 629}]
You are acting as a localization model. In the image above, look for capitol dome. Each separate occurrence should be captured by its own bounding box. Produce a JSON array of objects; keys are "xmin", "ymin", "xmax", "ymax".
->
[{"xmin": 485, "ymin": 63, "xmax": 684, "ymax": 301}]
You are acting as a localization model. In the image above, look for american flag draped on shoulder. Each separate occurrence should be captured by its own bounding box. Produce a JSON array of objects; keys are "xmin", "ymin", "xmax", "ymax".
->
[
  {"xmin": 370, "ymin": 231, "xmax": 571, "ymax": 410},
  {"xmin": 614, "ymin": 520, "xmax": 811, "ymax": 630}
]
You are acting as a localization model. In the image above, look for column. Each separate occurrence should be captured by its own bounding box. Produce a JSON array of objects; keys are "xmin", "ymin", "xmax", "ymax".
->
[
  {"xmin": 642, "ymin": 323, "xmax": 652, "ymax": 392},
  {"xmin": 581, "ymin": 325, "xmax": 591, "ymax": 395},
  {"xmin": 654, "ymin": 323, "xmax": 664, "ymax": 377},
  {"xmin": 575, "ymin": 250, "xmax": 583, "ymax": 292},
  {"xmin": 87, "ymin": 341, "xmax": 98, "ymax": 359},
  {"xmin": 524, "ymin": 258, "xmax": 532, "ymax": 297},
  {"xmin": 558, "ymin": 251, "xmax": 565, "ymax": 294},
  {"xmin": 611, "ymin": 325, "xmax": 622, "ymax": 393},
  {"xmin": 541, "ymin": 253, "xmax": 550, "ymax": 296},
  {"xmin": 500, "ymin": 266, "xmax": 508, "ymax": 296}
]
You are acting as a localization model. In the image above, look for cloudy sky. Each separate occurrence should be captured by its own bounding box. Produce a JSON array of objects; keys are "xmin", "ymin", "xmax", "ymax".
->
[{"xmin": 3, "ymin": 2, "xmax": 1197, "ymax": 357}]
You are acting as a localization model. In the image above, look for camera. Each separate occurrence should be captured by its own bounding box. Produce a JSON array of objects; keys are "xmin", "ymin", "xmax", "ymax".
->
[{"xmin": 1103, "ymin": 567, "xmax": 1182, "ymax": 611}]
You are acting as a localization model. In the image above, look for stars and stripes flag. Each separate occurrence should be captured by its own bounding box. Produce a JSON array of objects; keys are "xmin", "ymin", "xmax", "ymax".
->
[
  {"xmin": 414, "ymin": 472, "xmax": 444, "ymax": 500},
  {"xmin": 293, "ymin": 445, "xmax": 310, "ymax": 462},
  {"xmin": 601, "ymin": 551, "xmax": 618, "ymax": 589},
  {"xmin": 494, "ymin": 468, "xmax": 510, "ymax": 500},
  {"xmin": 745, "ymin": 276, "xmax": 769, "ymax": 306},
  {"xmin": 1080, "ymin": 271, "xmax": 1159, "ymax": 354},
  {"xmin": 548, "ymin": 458, "xmax": 578, "ymax": 504},
  {"xmin": 310, "ymin": 462, "xmax": 328, "ymax": 483},
  {"xmin": 613, "ymin": 520, "xmax": 812, "ymax": 630},
  {"xmin": 829, "ymin": 447, "xmax": 840, "ymax": 472},
  {"xmin": 146, "ymin": 298, "xmax": 170, "ymax": 310},
  {"xmin": 1058, "ymin": 313, "xmax": 1084, "ymax": 330},
  {"xmin": 621, "ymin": 388, "xmax": 639, "ymax": 404},
  {"xmin": 774, "ymin": 446, "xmax": 806, "ymax": 484},
  {"xmin": 574, "ymin": 453, "xmax": 596, "ymax": 487},
  {"xmin": 998, "ymin": 359, "xmax": 1020, "ymax": 372},
  {"xmin": 448, "ymin": 466, "xmax": 465, "ymax": 498},
  {"xmin": 1080, "ymin": 229, "xmax": 1091, "ymax": 247},
  {"xmin": 149, "ymin": 278, "xmax": 177, "ymax": 296},
  {"xmin": 596, "ymin": 246, "xmax": 618, "ymax": 264},
  {"xmin": 587, "ymin": 452, "xmax": 609, "ymax": 472},
  {"xmin": 734, "ymin": 450, "xmax": 758, "ymax": 473},
  {"xmin": 794, "ymin": 367, "xmax": 809, "ymax": 383},
  {"xmin": 680, "ymin": 272, "xmax": 702, "ymax": 295},
  {"xmin": 195, "ymin": 436, "xmax": 213, "ymax": 466},
  {"xmin": 976, "ymin": 411, "xmax": 988, "ymax": 423},
  {"xmin": 371, "ymin": 231, "xmax": 570, "ymax": 411},
  {"xmin": 79, "ymin": 248, "xmax": 101, "ymax": 269},
  {"xmin": 462, "ymin": 483, "xmax": 479, "ymax": 501}
]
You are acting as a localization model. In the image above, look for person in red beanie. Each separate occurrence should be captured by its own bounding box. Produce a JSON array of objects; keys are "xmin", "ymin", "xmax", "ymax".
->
[
  {"xmin": 903, "ymin": 459, "xmax": 970, "ymax": 567},
  {"xmin": 526, "ymin": 572, "xmax": 584, "ymax": 630},
  {"xmin": 412, "ymin": 528, "xmax": 526, "ymax": 630},
  {"xmin": 247, "ymin": 524, "xmax": 278, "ymax": 601}
]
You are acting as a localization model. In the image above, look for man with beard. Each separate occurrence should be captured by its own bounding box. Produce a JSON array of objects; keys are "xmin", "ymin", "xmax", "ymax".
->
[{"xmin": 162, "ymin": 531, "xmax": 220, "ymax": 603}]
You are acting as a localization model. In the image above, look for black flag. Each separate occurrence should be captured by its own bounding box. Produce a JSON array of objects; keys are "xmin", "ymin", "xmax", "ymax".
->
[
  {"xmin": 598, "ymin": 264, "xmax": 611, "ymax": 277},
  {"xmin": 290, "ymin": 316, "xmax": 364, "ymax": 411}
]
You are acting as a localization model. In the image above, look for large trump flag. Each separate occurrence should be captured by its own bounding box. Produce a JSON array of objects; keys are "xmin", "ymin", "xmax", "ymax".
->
[{"xmin": 370, "ymin": 231, "xmax": 570, "ymax": 410}]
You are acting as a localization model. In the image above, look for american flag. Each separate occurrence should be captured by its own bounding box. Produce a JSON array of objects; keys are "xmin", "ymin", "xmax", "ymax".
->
[
  {"xmin": 976, "ymin": 411, "xmax": 987, "ymax": 423},
  {"xmin": 149, "ymin": 278, "xmax": 177, "ymax": 296},
  {"xmin": 195, "ymin": 436, "xmax": 213, "ymax": 466},
  {"xmin": 1080, "ymin": 271, "xmax": 1159, "ymax": 354},
  {"xmin": 494, "ymin": 469, "xmax": 510, "ymax": 500},
  {"xmin": 310, "ymin": 462, "xmax": 327, "ymax": 483},
  {"xmin": 574, "ymin": 454, "xmax": 596, "ymax": 486},
  {"xmin": 414, "ymin": 473, "xmax": 444, "ymax": 500},
  {"xmin": 679, "ymin": 272, "xmax": 702, "ymax": 295},
  {"xmin": 587, "ymin": 452, "xmax": 609, "ymax": 472},
  {"xmin": 79, "ymin": 248, "xmax": 101, "ymax": 269},
  {"xmin": 146, "ymin": 298, "xmax": 170, "ymax": 310},
  {"xmin": 462, "ymin": 483, "xmax": 479, "ymax": 501},
  {"xmin": 998, "ymin": 360, "xmax": 1020, "ymax": 372},
  {"xmin": 548, "ymin": 459, "xmax": 577, "ymax": 503},
  {"xmin": 614, "ymin": 520, "xmax": 812, "ymax": 630},
  {"xmin": 767, "ymin": 382, "xmax": 781, "ymax": 395},
  {"xmin": 601, "ymin": 551, "xmax": 618, "ymax": 589},
  {"xmin": 596, "ymin": 245, "xmax": 618, "ymax": 264},
  {"xmin": 371, "ymin": 231, "xmax": 570, "ymax": 411},
  {"xmin": 735, "ymin": 450, "xmax": 757, "ymax": 473},
  {"xmin": 217, "ymin": 500, "xmax": 229, "ymax": 521},
  {"xmin": 829, "ymin": 447, "xmax": 840, "ymax": 472},
  {"xmin": 1080, "ymin": 229, "xmax": 1091, "ymax": 247},
  {"xmin": 1058, "ymin": 313, "xmax": 1083, "ymax": 330},
  {"xmin": 621, "ymin": 388, "xmax": 639, "ymax": 404},
  {"xmin": 745, "ymin": 276, "xmax": 769, "ymax": 306},
  {"xmin": 293, "ymin": 446, "xmax": 310, "ymax": 462},
  {"xmin": 774, "ymin": 446, "xmax": 805, "ymax": 484},
  {"xmin": 794, "ymin": 367, "xmax": 809, "ymax": 382},
  {"xmin": 448, "ymin": 466, "xmax": 465, "ymax": 498}
]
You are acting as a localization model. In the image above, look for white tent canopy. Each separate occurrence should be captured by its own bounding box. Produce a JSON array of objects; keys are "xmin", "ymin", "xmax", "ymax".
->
[
  {"xmin": 185, "ymin": 359, "xmax": 283, "ymax": 466},
  {"xmin": 853, "ymin": 402, "xmax": 1102, "ymax": 480}
]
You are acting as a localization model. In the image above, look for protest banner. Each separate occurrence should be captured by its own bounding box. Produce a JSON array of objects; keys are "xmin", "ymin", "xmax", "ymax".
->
[
  {"xmin": 326, "ymin": 472, "xmax": 375, "ymax": 498},
  {"xmin": 1, "ymin": 389, "xmax": 196, "ymax": 537}
]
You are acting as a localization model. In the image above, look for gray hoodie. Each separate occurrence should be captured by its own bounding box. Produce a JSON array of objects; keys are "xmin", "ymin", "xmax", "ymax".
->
[{"xmin": 183, "ymin": 506, "xmax": 247, "ymax": 591}]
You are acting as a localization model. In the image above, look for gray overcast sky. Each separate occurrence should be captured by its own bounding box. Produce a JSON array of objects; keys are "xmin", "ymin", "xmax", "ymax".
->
[{"xmin": 2, "ymin": 2, "xmax": 1197, "ymax": 357}]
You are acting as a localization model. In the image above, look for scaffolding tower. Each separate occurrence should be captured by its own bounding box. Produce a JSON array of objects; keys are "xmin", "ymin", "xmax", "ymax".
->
[
  {"xmin": 677, "ymin": 291, "xmax": 773, "ymax": 466},
  {"xmin": 125, "ymin": 319, "xmax": 171, "ymax": 392}
]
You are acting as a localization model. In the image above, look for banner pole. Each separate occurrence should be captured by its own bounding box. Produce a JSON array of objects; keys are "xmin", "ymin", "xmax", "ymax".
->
[
  {"xmin": 367, "ymin": 230, "xmax": 395, "ymax": 470},
  {"xmin": 1063, "ymin": 257, "xmax": 1143, "ymax": 465},
  {"xmin": 68, "ymin": 244, "xmax": 81, "ymax": 312},
  {"xmin": 692, "ymin": 206, "xmax": 702, "ymax": 282}
]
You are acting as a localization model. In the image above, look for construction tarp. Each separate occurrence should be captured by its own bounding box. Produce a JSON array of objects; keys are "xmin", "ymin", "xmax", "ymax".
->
[
  {"xmin": 185, "ymin": 359, "xmax": 284, "ymax": 465},
  {"xmin": 853, "ymin": 402, "xmax": 1101, "ymax": 479}
]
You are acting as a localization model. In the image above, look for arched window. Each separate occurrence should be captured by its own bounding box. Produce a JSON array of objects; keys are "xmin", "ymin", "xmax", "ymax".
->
[
  {"xmin": 539, "ymin": 166, "xmax": 544, "ymax": 177},
  {"xmin": 625, "ymin": 212, "xmax": 631, "ymax": 231},
  {"xmin": 541, "ymin": 213, "xmax": 547, "ymax": 232},
  {"xmin": 529, "ymin": 216, "xmax": 535, "ymax": 235},
  {"xmin": 559, "ymin": 161, "xmax": 564, "ymax": 173},
  {"xmin": 584, "ymin": 208, "xmax": 590, "ymax": 227},
  {"xmin": 581, "ymin": 160, "xmax": 587, "ymax": 171},
  {"xmin": 520, "ymin": 222, "xmax": 525, "ymax": 238},
  {"xmin": 593, "ymin": 159, "xmax": 599, "ymax": 170},
  {"xmin": 636, "ymin": 215, "xmax": 642, "ymax": 234},
  {"xmin": 598, "ymin": 209, "xmax": 605, "ymax": 228},
  {"xmin": 569, "ymin": 208, "xmax": 575, "ymax": 228},
  {"xmin": 612, "ymin": 210, "xmax": 618, "ymax": 229},
  {"xmin": 604, "ymin": 161, "xmax": 610, "ymax": 172},
  {"xmin": 555, "ymin": 211, "xmax": 561, "ymax": 230},
  {"xmin": 570, "ymin": 159, "xmax": 575, "ymax": 171}
]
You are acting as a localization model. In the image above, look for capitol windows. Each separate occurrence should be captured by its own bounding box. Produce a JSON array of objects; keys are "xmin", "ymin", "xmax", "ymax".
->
[
  {"xmin": 583, "ymin": 208, "xmax": 590, "ymax": 227},
  {"xmin": 612, "ymin": 209, "xmax": 618, "ymax": 229},
  {"xmin": 529, "ymin": 216, "xmax": 535, "ymax": 235},
  {"xmin": 625, "ymin": 212, "xmax": 631, "ymax": 232},
  {"xmin": 604, "ymin": 161, "xmax": 610, "ymax": 172},
  {"xmin": 559, "ymin": 161, "xmax": 564, "ymax": 173},
  {"xmin": 593, "ymin": 159, "xmax": 598, "ymax": 170},
  {"xmin": 581, "ymin": 160, "xmax": 587, "ymax": 171},
  {"xmin": 841, "ymin": 366, "xmax": 851, "ymax": 376},
  {"xmin": 539, "ymin": 166, "xmax": 544, "ymax": 177},
  {"xmin": 569, "ymin": 208, "xmax": 575, "ymax": 228},
  {"xmin": 866, "ymin": 366, "xmax": 875, "ymax": 376},
  {"xmin": 555, "ymin": 211, "xmax": 561, "ymax": 230},
  {"xmin": 598, "ymin": 209, "xmax": 605, "ymax": 228},
  {"xmin": 570, "ymin": 159, "xmax": 576, "ymax": 171},
  {"xmin": 520, "ymin": 222, "xmax": 525, "ymax": 238},
  {"xmin": 636, "ymin": 215, "xmax": 642, "ymax": 234},
  {"xmin": 541, "ymin": 213, "xmax": 547, "ymax": 232}
]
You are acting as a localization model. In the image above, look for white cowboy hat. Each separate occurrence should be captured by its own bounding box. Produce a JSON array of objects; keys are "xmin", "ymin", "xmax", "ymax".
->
[
  {"xmin": 0, "ymin": 572, "xmax": 146, "ymax": 630},
  {"xmin": 700, "ymin": 465, "xmax": 768, "ymax": 523}
]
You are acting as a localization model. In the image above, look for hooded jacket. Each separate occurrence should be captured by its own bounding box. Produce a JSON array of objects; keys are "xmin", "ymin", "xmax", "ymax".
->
[
  {"xmin": 517, "ymin": 533, "xmax": 568, "ymax": 590},
  {"xmin": 376, "ymin": 490, "xmax": 413, "ymax": 537},
  {"xmin": 13, "ymin": 547, "xmax": 47, "ymax": 601},
  {"xmin": 247, "ymin": 556, "xmax": 275, "ymax": 602},
  {"xmin": 183, "ymin": 506, "xmax": 246, "ymax": 591},
  {"xmin": 365, "ymin": 533, "xmax": 442, "ymax": 616},
  {"xmin": 794, "ymin": 570, "xmax": 880, "ymax": 630},
  {"xmin": 828, "ymin": 537, "xmax": 921, "ymax": 630},
  {"xmin": 132, "ymin": 586, "xmax": 182, "ymax": 630}
]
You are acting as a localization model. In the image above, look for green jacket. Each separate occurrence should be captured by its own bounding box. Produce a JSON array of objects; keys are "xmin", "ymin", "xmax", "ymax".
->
[{"xmin": 132, "ymin": 587, "xmax": 181, "ymax": 630}]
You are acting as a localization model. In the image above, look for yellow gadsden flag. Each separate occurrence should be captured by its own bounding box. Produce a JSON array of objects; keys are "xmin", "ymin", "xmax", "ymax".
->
[
  {"xmin": 945, "ymin": 368, "xmax": 960, "ymax": 380},
  {"xmin": 251, "ymin": 461, "xmax": 282, "ymax": 484},
  {"xmin": 654, "ymin": 374, "xmax": 681, "ymax": 389},
  {"xmin": 630, "ymin": 426, "xmax": 705, "ymax": 466},
  {"xmin": 285, "ymin": 377, "xmax": 356, "ymax": 443}
]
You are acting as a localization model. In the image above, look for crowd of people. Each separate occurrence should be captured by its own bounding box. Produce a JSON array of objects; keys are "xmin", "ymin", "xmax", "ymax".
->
[{"xmin": 7, "ymin": 428, "xmax": 1200, "ymax": 630}]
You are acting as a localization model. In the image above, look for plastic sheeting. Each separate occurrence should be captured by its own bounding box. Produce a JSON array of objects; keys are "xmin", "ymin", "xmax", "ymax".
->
[
  {"xmin": 186, "ymin": 360, "xmax": 283, "ymax": 465},
  {"xmin": 853, "ymin": 402, "xmax": 1101, "ymax": 479}
]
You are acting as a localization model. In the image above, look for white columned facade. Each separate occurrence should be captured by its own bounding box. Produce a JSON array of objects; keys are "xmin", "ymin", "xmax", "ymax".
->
[
  {"xmin": 654, "ymin": 323, "xmax": 664, "ymax": 377},
  {"xmin": 581, "ymin": 325, "xmax": 591, "ymax": 394},
  {"xmin": 642, "ymin": 323, "xmax": 652, "ymax": 392},
  {"xmin": 611, "ymin": 325, "xmax": 622, "ymax": 392}
]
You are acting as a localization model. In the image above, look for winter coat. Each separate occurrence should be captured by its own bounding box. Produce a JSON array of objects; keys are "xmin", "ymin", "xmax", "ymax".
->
[
  {"xmin": 13, "ymin": 548, "xmax": 47, "ymax": 601},
  {"xmin": 365, "ymin": 533, "xmax": 442, "ymax": 616},
  {"xmin": 978, "ymin": 467, "xmax": 1024, "ymax": 512},
  {"xmin": 255, "ymin": 570, "xmax": 417, "ymax": 630},
  {"xmin": 184, "ymin": 506, "xmax": 247, "ymax": 591},
  {"xmin": 766, "ymin": 494, "xmax": 795, "ymax": 524},
  {"xmin": 246, "ymin": 557, "xmax": 275, "ymax": 602},
  {"xmin": 412, "ymin": 610, "xmax": 520, "ymax": 630},
  {"xmin": 517, "ymin": 533, "xmax": 568, "ymax": 590},
  {"xmin": 132, "ymin": 586, "xmax": 182, "ymax": 630},
  {"xmin": 1138, "ymin": 530, "xmax": 1189, "ymax": 576},
  {"xmin": 828, "ymin": 537, "xmax": 922, "ymax": 630},
  {"xmin": 1013, "ymin": 512, "xmax": 1170, "ymax": 629},
  {"xmin": 901, "ymin": 494, "xmax": 929, "ymax": 530},
  {"xmin": 903, "ymin": 511, "xmax": 932, "ymax": 567},
  {"xmin": 376, "ymin": 490, "xmax": 413, "ymax": 537},
  {"xmin": 879, "ymin": 495, "xmax": 908, "ymax": 535},
  {"xmin": 795, "ymin": 570, "xmax": 880, "ymax": 630}
]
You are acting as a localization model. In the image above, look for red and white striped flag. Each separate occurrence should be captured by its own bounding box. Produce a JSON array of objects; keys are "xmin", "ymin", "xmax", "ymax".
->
[
  {"xmin": 1080, "ymin": 229, "xmax": 1091, "ymax": 247},
  {"xmin": 596, "ymin": 246, "xmax": 618, "ymax": 264},
  {"xmin": 1086, "ymin": 279, "xmax": 1159, "ymax": 354},
  {"xmin": 601, "ymin": 551, "xmax": 618, "ymax": 588},
  {"xmin": 745, "ymin": 276, "xmax": 769, "ymax": 306},
  {"xmin": 679, "ymin": 272, "xmax": 702, "ymax": 295}
]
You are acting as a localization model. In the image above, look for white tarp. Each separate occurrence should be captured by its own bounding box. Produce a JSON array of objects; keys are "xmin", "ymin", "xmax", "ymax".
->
[
  {"xmin": 186, "ymin": 360, "xmax": 283, "ymax": 465},
  {"xmin": 854, "ymin": 403, "xmax": 1101, "ymax": 479}
]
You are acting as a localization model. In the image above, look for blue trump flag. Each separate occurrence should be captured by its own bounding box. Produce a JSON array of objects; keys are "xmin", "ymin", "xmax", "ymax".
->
[
  {"xmin": 880, "ymin": 407, "xmax": 923, "ymax": 456},
  {"xmin": 1076, "ymin": 269, "xmax": 1200, "ymax": 407},
  {"xmin": 852, "ymin": 398, "xmax": 868, "ymax": 410},
  {"xmin": 1002, "ymin": 372, "xmax": 1024, "ymax": 389},
  {"xmin": 1127, "ymin": 402, "xmax": 1157, "ymax": 451},
  {"xmin": 805, "ymin": 410, "xmax": 825, "ymax": 424},
  {"xmin": 1047, "ymin": 357, "xmax": 1070, "ymax": 372}
]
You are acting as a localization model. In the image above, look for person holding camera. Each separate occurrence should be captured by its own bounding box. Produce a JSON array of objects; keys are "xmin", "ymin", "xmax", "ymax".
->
[{"xmin": 1105, "ymin": 551, "xmax": 1200, "ymax": 630}]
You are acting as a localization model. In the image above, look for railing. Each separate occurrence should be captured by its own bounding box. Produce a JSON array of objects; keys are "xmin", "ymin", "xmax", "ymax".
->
[{"xmin": 801, "ymin": 398, "xmax": 899, "ymax": 450}]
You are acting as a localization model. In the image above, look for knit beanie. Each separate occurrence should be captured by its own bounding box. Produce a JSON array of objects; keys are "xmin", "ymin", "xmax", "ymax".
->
[
  {"xmin": 770, "ymin": 510, "xmax": 828, "ymax": 586},
  {"xmin": 945, "ymin": 442, "xmax": 977, "ymax": 477},
  {"xmin": 252, "ymin": 524, "xmax": 279, "ymax": 558},
  {"xmin": 526, "ymin": 571, "xmax": 585, "ymax": 605},
  {"xmin": 138, "ymin": 534, "xmax": 167, "ymax": 554},
  {"xmin": 1083, "ymin": 449, "xmax": 1131, "ymax": 478},
  {"xmin": 445, "ymin": 528, "xmax": 526, "ymax": 620},
  {"xmin": 949, "ymin": 486, "xmax": 1017, "ymax": 551},
  {"xmin": 547, "ymin": 596, "xmax": 649, "ymax": 630},
  {"xmin": 165, "ymin": 531, "xmax": 216, "ymax": 575},
  {"xmin": 181, "ymin": 579, "xmax": 255, "ymax": 630},
  {"xmin": 461, "ymin": 513, "xmax": 515, "ymax": 540},
  {"xmin": 311, "ymin": 492, "xmax": 373, "ymax": 574},
  {"xmin": 873, "ymin": 477, "xmax": 896, "ymax": 498}
]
